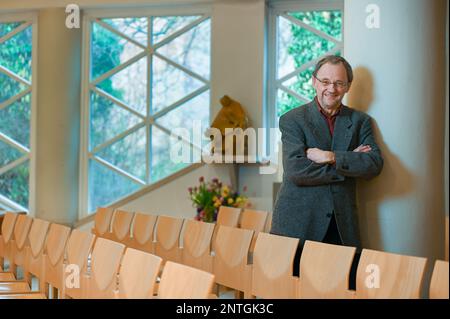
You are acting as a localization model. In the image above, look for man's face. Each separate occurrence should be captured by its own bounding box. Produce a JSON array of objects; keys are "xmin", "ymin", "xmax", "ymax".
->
[{"xmin": 312, "ymin": 62, "xmax": 351, "ymax": 110}]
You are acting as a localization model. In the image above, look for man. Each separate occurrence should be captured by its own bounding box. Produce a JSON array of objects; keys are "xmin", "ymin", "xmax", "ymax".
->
[{"xmin": 271, "ymin": 56, "xmax": 383, "ymax": 280}]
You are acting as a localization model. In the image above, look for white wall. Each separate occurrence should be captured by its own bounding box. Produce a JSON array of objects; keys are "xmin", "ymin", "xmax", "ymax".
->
[{"xmin": 344, "ymin": 0, "xmax": 447, "ymax": 261}]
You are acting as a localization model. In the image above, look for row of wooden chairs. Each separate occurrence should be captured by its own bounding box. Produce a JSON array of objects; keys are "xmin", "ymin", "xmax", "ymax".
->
[
  {"xmin": 0, "ymin": 212, "xmax": 215, "ymax": 299},
  {"xmin": 90, "ymin": 207, "xmax": 449, "ymax": 299}
]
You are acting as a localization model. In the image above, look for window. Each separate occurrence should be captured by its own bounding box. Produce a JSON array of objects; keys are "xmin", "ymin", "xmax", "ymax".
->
[
  {"xmin": 0, "ymin": 14, "xmax": 36, "ymax": 212},
  {"xmin": 268, "ymin": 1, "xmax": 343, "ymax": 124},
  {"xmin": 81, "ymin": 10, "xmax": 211, "ymax": 214}
]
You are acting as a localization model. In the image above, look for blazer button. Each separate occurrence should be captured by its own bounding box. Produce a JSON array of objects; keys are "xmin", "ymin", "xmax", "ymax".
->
[{"xmin": 326, "ymin": 213, "xmax": 332, "ymax": 218}]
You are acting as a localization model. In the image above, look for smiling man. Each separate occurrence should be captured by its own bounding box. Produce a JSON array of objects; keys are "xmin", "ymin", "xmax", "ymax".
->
[{"xmin": 271, "ymin": 55, "xmax": 383, "ymax": 283}]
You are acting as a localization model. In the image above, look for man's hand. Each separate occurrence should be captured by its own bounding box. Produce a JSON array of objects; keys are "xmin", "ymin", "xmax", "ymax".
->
[
  {"xmin": 306, "ymin": 148, "xmax": 336, "ymax": 164},
  {"xmin": 353, "ymin": 144, "xmax": 372, "ymax": 153}
]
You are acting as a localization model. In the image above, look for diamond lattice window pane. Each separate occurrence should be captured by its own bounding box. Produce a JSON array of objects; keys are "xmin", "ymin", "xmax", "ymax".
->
[
  {"xmin": 91, "ymin": 22, "xmax": 144, "ymax": 80},
  {"xmin": 96, "ymin": 57, "xmax": 147, "ymax": 115},
  {"xmin": 276, "ymin": 89, "xmax": 303, "ymax": 117},
  {"xmin": 96, "ymin": 126, "xmax": 146, "ymax": 181},
  {"xmin": 0, "ymin": 73, "xmax": 28, "ymax": 103},
  {"xmin": 156, "ymin": 90, "xmax": 210, "ymax": 148},
  {"xmin": 288, "ymin": 11, "xmax": 342, "ymax": 40},
  {"xmin": 0, "ymin": 140, "xmax": 24, "ymax": 167},
  {"xmin": 157, "ymin": 19, "xmax": 211, "ymax": 79},
  {"xmin": 0, "ymin": 26, "xmax": 32, "ymax": 81},
  {"xmin": 88, "ymin": 159, "xmax": 141, "ymax": 212},
  {"xmin": 102, "ymin": 17, "xmax": 148, "ymax": 46},
  {"xmin": 151, "ymin": 126, "xmax": 189, "ymax": 182},
  {"xmin": 0, "ymin": 94, "xmax": 31, "ymax": 147},
  {"xmin": 151, "ymin": 55, "xmax": 204, "ymax": 113},
  {"xmin": 0, "ymin": 160, "xmax": 29, "ymax": 209},
  {"xmin": 89, "ymin": 92, "xmax": 142, "ymax": 149},
  {"xmin": 0, "ymin": 22, "xmax": 22, "ymax": 38},
  {"xmin": 152, "ymin": 16, "xmax": 201, "ymax": 44},
  {"xmin": 281, "ymin": 66, "xmax": 315, "ymax": 101},
  {"xmin": 277, "ymin": 16, "xmax": 337, "ymax": 79}
]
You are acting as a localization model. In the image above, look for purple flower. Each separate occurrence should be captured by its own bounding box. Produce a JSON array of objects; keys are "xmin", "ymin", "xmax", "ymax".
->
[
  {"xmin": 188, "ymin": 187, "xmax": 193, "ymax": 194},
  {"xmin": 199, "ymin": 176, "xmax": 205, "ymax": 183},
  {"xmin": 212, "ymin": 177, "xmax": 219, "ymax": 183}
]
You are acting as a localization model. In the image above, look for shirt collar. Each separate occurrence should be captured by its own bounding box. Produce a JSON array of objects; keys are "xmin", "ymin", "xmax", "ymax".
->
[{"xmin": 315, "ymin": 96, "xmax": 342, "ymax": 119}]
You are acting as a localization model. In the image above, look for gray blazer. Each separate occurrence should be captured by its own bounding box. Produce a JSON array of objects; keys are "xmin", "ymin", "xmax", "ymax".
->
[{"xmin": 271, "ymin": 99, "xmax": 383, "ymax": 248}]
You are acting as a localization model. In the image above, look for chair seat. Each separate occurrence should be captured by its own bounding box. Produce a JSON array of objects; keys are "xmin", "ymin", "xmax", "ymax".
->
[
  {"xmin": 0, "ymin": 272, "xmax": 16, "ymax": 281},
  {"xmin": 0, "ymin": 281, "xmax": 31, "ymax": 293}
]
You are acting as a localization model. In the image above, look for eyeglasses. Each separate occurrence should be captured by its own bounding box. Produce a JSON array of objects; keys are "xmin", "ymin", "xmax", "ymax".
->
[{"xmin": 314, "ymin": 75, "xmax": 348, "ymax": 89}]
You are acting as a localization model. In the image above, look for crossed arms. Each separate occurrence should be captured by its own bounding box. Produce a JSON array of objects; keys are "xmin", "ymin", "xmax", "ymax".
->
[{"xmin": 281, "ymin": 115, "xmax": 384, "ymax": 186}]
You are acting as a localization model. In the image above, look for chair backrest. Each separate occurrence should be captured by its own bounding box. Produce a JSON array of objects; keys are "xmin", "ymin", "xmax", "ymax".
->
[
  {"xmin": 429, "ymin": 260, "xmax": 449, "ymax": 299},
  {"xmin": 211, "ymin": 206, "xmax": 241, "ymax": 251},
  {"xmin": 63, "ymin": 230, "xmax": 95, "ymax": 298},
  {"xmin": 182, "ymin": 220, "xmax": 215, "ymax": 271},
  {"xmin": 217, "ymin": 206, "xmax": 241, "ymax": 227},
  {"xmin": 28, "ymin": 219, "xmax": 51, "ymax": 259},
  {"xmin": 158, "ymin": 261, "xmax": 215, "ymax": 298},
  {"xmin": 299, "ymin": 240, "xmax": 356, "ymax": 298},
  {"xmin": 118, "ymin": 248, "xmax": 162, "ymax": 299},
  {"xmin": 45, "ymin": 224, "xmax": 72, "ymax": 267},
  {"xmin": 110, "ymin": 210, "xmax": 134, "ymax": 242},
  {"xmin": 127, "ymin": 212, "xmax": 157, "ymax": 253},
  {"xmin": 13, "ymin": 214, "xmax": 33, "ymax": 251},
  {"xmin": 87, "ymin": 237, "xmax": 126, "ymax": 298},
  {"xmin": 213, "ymin": 225, "xmax": 253, "ymax": 292},
  {"xmin": 154, "ymin": 216, "xmax": 184, "ymax": 263},
  {"xmin": 1, "ymin": 212, "xmax": 18, "ymax": 244},
  {"xmin": 252, "ymin": 232, "xmax": 299, "ymax": 298},
  {"xmin": 66, "ymin": 229, "xmax": 95, "ymax": 274},
  {"xmin": 93, "ymin": 207, "xmax": 114, "ymax": 236},
  {"xmin": 239, "ymin": 209, "xmax": 268, "ymax": 251},
  {"xmin": 356, "ymin": 249, "xmax": 427, "ymax": 299}
]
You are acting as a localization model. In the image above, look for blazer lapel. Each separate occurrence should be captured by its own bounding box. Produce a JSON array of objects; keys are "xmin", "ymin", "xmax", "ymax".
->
[
  {"xmin": 332, "ymin": 105, "xmax": 353, "ymax": 151},
  {"xmin": 308, "ymin": 100, "xmax": 332, "ymax": 150}
]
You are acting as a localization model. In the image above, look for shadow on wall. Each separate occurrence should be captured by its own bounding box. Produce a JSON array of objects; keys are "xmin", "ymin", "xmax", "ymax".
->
[{"xmin": 347, "ymin": 66, "xmax": 416, "ymax": 251}]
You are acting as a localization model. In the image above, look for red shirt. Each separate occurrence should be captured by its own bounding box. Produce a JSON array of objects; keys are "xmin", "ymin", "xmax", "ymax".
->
[{"xmin": 315, "ymin": 97, "xmax": 341, "ymax": 137}]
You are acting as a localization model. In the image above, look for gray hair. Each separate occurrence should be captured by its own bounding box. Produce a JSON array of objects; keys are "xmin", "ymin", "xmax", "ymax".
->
[{"xmin": 312, "ymin": 55, "xmax": 353, "ymax": 83}]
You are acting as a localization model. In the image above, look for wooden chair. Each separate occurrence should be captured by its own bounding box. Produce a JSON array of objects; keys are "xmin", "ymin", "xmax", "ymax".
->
[
  {"xmin": 125, "ymin": 212, "xmax": 157, "ymax": 254},
  {"xmin": 62, "ymin": 230, "xmax": 96, "ymax": 299},
  {"xmin": 298, "ymin": 240, "xmax": 356, "ymax": 299},
  {"xmin": 0, "ymin": 218, "xmax": 50, "ymax": 296},
  {"xmin": 154, "ymin": 216, "xmax": 184, "ymax": 265},
  {"xmin": 106, "ymin": 210, "xmax": 134, "ymax": 244},
  {"xmin": 181, "ymin": 220, "xmax": 215, "ymax": 273},
  {"xmin": 264, "ymin": 212, "xmax": 272, "ymax": 233},
  {"xmin": 213, "ymin": 225, "xmax": 253, "ymax": 298},
  {"xmin": 23, "ymin": 219, "xmax": 51, "ymax": 285},
  {"xmin": 41, "ymin": 224, "xmax": 72, "ymax": 298},
  {"xmin": 8, "ymin": 214, "xmax": 33, "ymax": 277},
  {"xmin": 355, "ymin": 249, "xmax": 427, "ymax": 299},
  {"xmin": 92, "ymin": 207, "xmax": 114, "ymax": 237},
  {"xmin": 239, "ymin": 209, "xmax": 268, "ymax": 252},
  {"xmin": 0, "ymin": 212, "xmax": 18, "ymax": 271},
  {"xmin": 211, "ymin": 206, "xmax": 241, "ymax": 252},
  {"xmin": 158, "ymin": 261, "xmax": 215, "ymax": 298},
  {"xmin": 116, "ymin": 248, "xmax": 162, "ymax": 299},
  {"xmin": 251, "ymin": 232, "xmax": 299, "ymax": 299},
  {"xmin": 83, "ymin": 237, "xmax": 126, "ymax": 299},
  {"xmin": 429, "ymin": 260, "xmax": 449, "ymax": 299}
]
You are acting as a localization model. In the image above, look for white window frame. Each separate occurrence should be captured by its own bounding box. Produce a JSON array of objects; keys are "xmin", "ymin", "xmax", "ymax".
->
[
  {"xmin": 266, "ymin": 0, "xmax": 344, "ymax": 130},
  {"xmin": 79, "ymin": 5, "xmax": 212, "ymax": 219},
  {"xmin": 0, "ymin": 12, "xmax": 37, "ymax": 216}
]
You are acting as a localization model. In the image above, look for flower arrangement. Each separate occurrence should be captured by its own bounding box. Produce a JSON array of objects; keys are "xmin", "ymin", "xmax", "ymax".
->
[{"xmin": 189, "ymin": 176, "xmax": 249, "ymax": 223}]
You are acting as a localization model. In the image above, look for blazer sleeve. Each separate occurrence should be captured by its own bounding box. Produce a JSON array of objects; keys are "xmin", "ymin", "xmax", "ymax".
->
[
  {"xmin": 334, "ymin": 116, "xmax": 384, "ymax": 179},
  {"xmin": 280, "ymin": 113, "xmax": 345, "ymax": 186}
]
